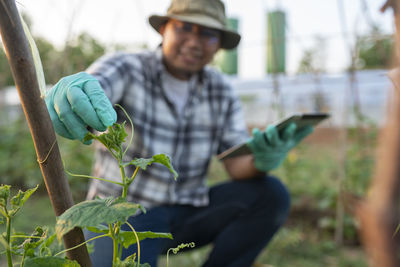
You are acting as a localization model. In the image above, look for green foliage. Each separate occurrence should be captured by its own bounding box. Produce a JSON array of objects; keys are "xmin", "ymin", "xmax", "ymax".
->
[
  {"xmin": 0, "ymin": 113, "xmax": 93, "ymax": 197},
  {"xmin": 23, "ymin": 257, "xmax": 80, "ymax": 267},
  {"xmin": 36, "ymin": 32, "xmax": 107, "ymax": 85},
  {"xmin": 120, "ymin": 231, "xmax": 173, "ymax": 249},
  {"xmin": 276, "ymin": 144, "xmax": 338, "ymax": 206},
  {"xmin": 128, "ymin": 154, "xmax": 178, "ymax": 181},
  {"xmin": 10, "ymin": 227, "xmax": 64, "ymax": 262},
  {"xmin": 257, "ymin": 227, "xmax": 368, "ymax": 267},
  {"xmin": 1, "ymin": 17, "xmax": 107, "ymax": 88},
  {"xmin": 297, "ymin": 36, "xmax": 326, "ymax": 74},
  {"xmin": 84, "ymin": 122, "xmax": 128, "ymax": 161},
  {"xmin": 0, "ymin": 184, "xmax": 10, "ymax": 208},
  {"xmin": 115, "ymin": 256, "xmax": 151, "ymax": 267},
  {"xmin": 82, "ymin": 116, "xmax": 177, "ymax": 192},
  {"xmin": 358, "ymin": 27, "xmax": 393, "ymax": 70},
  {"xmin": 0, "ymin": 115, "xmax": 42, "ymax": 189},
  {"xmin": 22, "ymin": 227, "xmax": 46, "ymax": 256},
  {"xmin": 0, "ymin": 185, "xmax": 46, "ymax": 267},
  {"xmin": 0, "ymin": 13, "xmax": 173, "ymax": 266},
  {"xmin": 1, "ymin": 30, "xmax": 107, "ymax": 88},
  {"xmin": 61, "ymin": 33, "xmax": 106, "ymax": 76},
  {"xmin": 14, "ymin": 226, "xmax": 57, "ymax": 259},
  {"xmin": 272, "ymin": 124, "xmax": 377, "ymax": 245},
  {"xmin": 56, "ymin": 197, "xmax": 141, "ymax": 240},
  {"xmin": 344, "ymin": 127, "xmax": 377, "ymax": 196},
  {"xmin": 60, "ymin": 114, "xmax": 178, "ymax": 266},
  {"xmin": 1, "ymin": 116, "xmax": 177, "ymax": 267},
  {"xmin": 0, "ymin": 185, "xmax": 38, "ymax": 219},
  {"xmin": 9, "ymin": 186, "xmax": 39, "ymax": 217}
]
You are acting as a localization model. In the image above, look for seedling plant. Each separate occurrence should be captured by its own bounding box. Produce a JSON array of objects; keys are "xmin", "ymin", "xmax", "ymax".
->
[{"xmin": 0, "ymin": 105, "xmax": 180, "ymax": 267}]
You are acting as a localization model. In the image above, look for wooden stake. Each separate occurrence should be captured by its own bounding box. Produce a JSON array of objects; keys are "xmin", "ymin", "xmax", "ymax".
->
[
  {"xmin": 355, "ymin": 2, "xmax": 400, "ymax": 266},
  {"xmin": 0, "ymin": 0, "xmax": 91, "ymax": 266}
]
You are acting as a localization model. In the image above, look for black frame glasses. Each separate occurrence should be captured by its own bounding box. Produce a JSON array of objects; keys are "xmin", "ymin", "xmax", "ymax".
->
[{"xmin": 170, "ymin": 20, "xmax": 220, "ymax": 46}]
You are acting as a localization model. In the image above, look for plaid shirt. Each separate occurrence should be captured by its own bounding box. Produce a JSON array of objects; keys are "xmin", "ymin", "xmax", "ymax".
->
[{"xmin": 86, "ymin": 48, "xmax": 249, "ymax": 208}]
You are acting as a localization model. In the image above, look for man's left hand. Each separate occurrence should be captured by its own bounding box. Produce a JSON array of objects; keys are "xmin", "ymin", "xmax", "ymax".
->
[{"xmin": 247, "ymin": 123, "xmax": 314, "ymax": 172}]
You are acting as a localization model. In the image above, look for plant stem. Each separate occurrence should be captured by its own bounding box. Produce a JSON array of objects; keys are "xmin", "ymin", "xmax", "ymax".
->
[
  {"xmin": 128, "ymin": 167, "xmax": 140, "ymax": 185},
  {"xmin": 125, "ymin": 221, "xmax": 140, "ymax": 266},
  {"xmin": 113, "ymin": 222, "xmax": 122, "ymax": 259},
  {"xmin": 10, "ymin": 235, "xmax": 42, "ymax": 239},
  {"xmin": 115, "ymin": 104, "xmax": 134, "ymax": 157},
  {"xmin": 166, "ymin": 248, "xmax": 173, "ymax": 267},
  {"xmin": 20, "ymin": 252, "xmax": 26, "ymax": 267},
  {"xmin": 65, "ymin": 169, "xmax": 124, "ymax": 186},
  {"xmin": 54, "ymin": 234, "xmax": 109, "ymax": 257},
  {"xmin": 117, "ymin": 222, "xmax": 123, "ymax": 259},
  {"xmin": 120, "ymin": 166, "xmax": 128, "ymax": 198},
  {"xmin": 110, "ymin": 224, "xmax": 118, "ymax": 267},
  {"xmin": 6, "ymin": 217, "xmax": 12, "ymax": 267}
]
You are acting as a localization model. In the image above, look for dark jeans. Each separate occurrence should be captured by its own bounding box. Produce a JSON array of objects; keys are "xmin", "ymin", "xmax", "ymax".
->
[{"xmin": 85, "ymin": 175, "xmax": 290, "ymax": 267}]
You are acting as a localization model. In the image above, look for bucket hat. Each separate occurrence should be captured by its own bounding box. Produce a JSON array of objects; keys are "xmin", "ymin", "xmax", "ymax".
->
[{"xmin": 148, "ymin": 0, "xmax": 241, "ymax": 49}]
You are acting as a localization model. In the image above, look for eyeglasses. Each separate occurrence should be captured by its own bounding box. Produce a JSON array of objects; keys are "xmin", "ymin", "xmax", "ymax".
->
[{"xmin": 170, "ymin": 20, "xmax": 220, "ymax": 47}]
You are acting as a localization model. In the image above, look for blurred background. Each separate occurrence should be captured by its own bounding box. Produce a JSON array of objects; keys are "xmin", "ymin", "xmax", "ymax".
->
[{"xmin": 0, "ymin": 0, "xmax": 395, "ymax": 266}]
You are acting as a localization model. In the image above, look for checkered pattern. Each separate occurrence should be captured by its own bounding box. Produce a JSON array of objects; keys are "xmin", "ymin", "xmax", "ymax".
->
[{"xmin": 86, "ymin": 48, "xmax": 249, "ymax": 208}]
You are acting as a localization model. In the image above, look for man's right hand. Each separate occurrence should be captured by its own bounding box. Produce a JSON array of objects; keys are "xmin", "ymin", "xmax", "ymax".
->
[{"xmin": 45, "ymin": 72, "xmax": 117, "ymax": 143}]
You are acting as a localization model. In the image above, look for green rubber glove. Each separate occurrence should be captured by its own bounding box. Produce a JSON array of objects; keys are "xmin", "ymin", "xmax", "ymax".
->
[
  {"xmin": 45, "ymin": 72, "xmax": 117, "ymax": 143},
  {"xmin": 247, "ymin": 122, "xmax": 314, "ymax": 172}
]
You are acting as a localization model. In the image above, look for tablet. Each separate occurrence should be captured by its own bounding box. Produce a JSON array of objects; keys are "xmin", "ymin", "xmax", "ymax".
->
[
  {"xmin": 275, "ymin": 113, "xmax": 330, "ymax": 134},
  {"xmin": 216, "ymin": 113, "xmax": 330, "ymax": 161}
]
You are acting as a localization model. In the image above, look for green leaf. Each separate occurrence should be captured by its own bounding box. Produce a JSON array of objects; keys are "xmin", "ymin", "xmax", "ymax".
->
[
  {"xmin": 115, "ymin": 256, "xmax": 151, "ymax": 267},
  {"xmin": 115, "ymin": 256, "xmax": 135, "ymax": 267},
  {"xmin": 86, "ymin": 225, "xmax": 109, "ymax": 234},
  {"xmin": 42, "ymin": 233, "xmax": 56, "ymax": 248},
  {"xmin": 152, "ymin": 154, "xmax": 178, "ymax": 180},
  {"xmin": 129, "ymin": 158, "xmax": 154, "ymax": 170},
  {"xmin": 0, "ymin": 184, "xmax": 11, "ymax": 208},
  {"xmin": 10, "ymin": 231, "xmax": 27, "ymax": 247},
  {"xmin": 39, "ymin": 233, "xmax": 56, "ymax": 257},
  {"xmin": 120, "ymin": 231, "xmax": 173, "ymax": 249},
  {"xmin": 10, "ymin": 185, "xmax": 39, "ymax": 217},
  {"xmin": 56, "ymin": 197, "xmax": 140, "ymax": 240},
  {"xmin": 0, "ymin": 233, "xmax": 8, "ymax": 249},
  {"xmin": 129, "ymin": 154, "xmax": 178, "ymax": 180},
  {"xmin": 83, "ymin": 122, "xmax": 128, "ymax": 157},
  {"xmin": 23, "ymin": 256, "xmax": 80, "ymax": 267},
  {"xmin": 22, "ymin": 227, "xmax": 46, "ymax": 257}
]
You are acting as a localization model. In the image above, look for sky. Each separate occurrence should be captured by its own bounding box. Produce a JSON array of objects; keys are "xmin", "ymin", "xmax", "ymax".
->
[{"xmin": 15, "ymin": 0, "xmax": 394, "ymax": 78}]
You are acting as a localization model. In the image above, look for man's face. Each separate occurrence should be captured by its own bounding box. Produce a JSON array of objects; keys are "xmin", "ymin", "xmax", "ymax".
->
[{"xmin": 159, "ymin": 19, "xmax": 221, "ymax": 80}]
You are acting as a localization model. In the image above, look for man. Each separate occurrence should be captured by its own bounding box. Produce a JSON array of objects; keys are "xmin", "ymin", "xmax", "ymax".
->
[{"xmin": 45, "ymin": 0, "xmax": 313, "ymax": 266}]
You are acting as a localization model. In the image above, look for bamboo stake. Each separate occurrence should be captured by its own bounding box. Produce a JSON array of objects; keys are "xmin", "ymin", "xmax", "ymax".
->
[
  {"xmin": 0, "ymin": 1, "xmax": 91, "ymax": 266},
  {"xmin": 355, "ymin": 1, "xmax": 400, "ymax": 266},
  {"xmin": 356, "ymin": 86, "xmax": 400, "ymax": 267}
]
